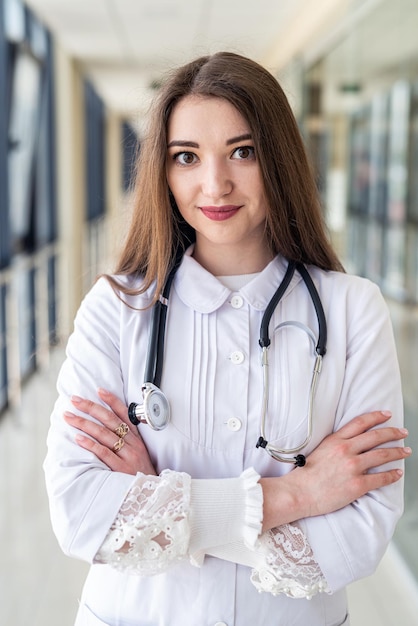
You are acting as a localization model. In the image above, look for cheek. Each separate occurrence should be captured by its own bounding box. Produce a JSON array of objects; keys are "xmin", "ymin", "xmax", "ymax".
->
[
  {"xmin": 167, "ymin": 170, "xmax": 187, "ymax": 202},
  {"xmin": 254, "ymin": 173, "xmax": 268, "ymax": 210},
  {"xmin": 243, "ymin": 172, "xmax": 268, "ymax": 209}
]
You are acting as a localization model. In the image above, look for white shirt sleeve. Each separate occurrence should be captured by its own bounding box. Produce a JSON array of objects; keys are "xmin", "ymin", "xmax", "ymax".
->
[{"xmin": 95, "ymin": 467, "xmax": 329, "ymax": 599}]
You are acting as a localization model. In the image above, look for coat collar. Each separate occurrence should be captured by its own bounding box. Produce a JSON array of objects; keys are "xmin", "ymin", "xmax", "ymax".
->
[{"xmin": 174, "ymin": 246, "xmax": 301, "ymax": 313}]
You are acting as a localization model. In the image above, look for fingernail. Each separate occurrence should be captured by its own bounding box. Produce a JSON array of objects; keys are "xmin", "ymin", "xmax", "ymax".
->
[
  {"xmin": 404, "ymin": 447, "xmax": 412, "ymax": 455},
  {"xmin": 381, "ymin": 410, "xmax": 392, "ymax": 417},
  {"xmin": 396, "ymin": 469, "xmax": 404, "ymax": 477},
  {"xmin": 400, "ymin": 428, "xmax": 409, "ymax": 436},
  {"xmin": 71, "ymin": 395, "xmax": 83, "ymax": 403},
  {"xmin": 98, "ymin": 388, "xmax": 109, "ymax": 395},
  {"xmin": 64, "ymin": 411, "xmax": 74, "ymax": 418}
]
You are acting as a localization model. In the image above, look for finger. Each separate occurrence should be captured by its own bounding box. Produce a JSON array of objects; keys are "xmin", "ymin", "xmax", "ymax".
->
[
  {"xmin": 64, "ymin": 410, "xmax": 124, "ymax": 451},
  {"xmin": 74, "ymin": 434, "xmax": 132, "ymax": 473},
  {"xmin": 358, "ymin": 444, "xmax": 412, "ymax": 473},
  {"xmin": 97, "ymin": 389, "xmax": 143, "ymax": 441},
  {"xmin": 352, "ymin": 425, "xmax": 409, "ymax": 454},
  {"xmin": 97, "ymin": 388, "xmax": 130, "ymax": 422},
  {"xmin": 71, "ymin": 395, "xmax": 133, "ymax": 437},
  {"xmin": 97, "ymin": 389, "xmax": 143, "ymax": 440},
  {"xmin": 65, "ymin": 409, "xmax": 156, "ymax": 475},
  {"xmin": 72, "ymin": 392, "xmax": 139, "ymax": 441},
  {"xmin": 71, "ymin": 395, "xmax": 117, "ymax": 426},
  {"xmin": 354, "ymin": 467, "xmax": 404, "ymax": 495},
  {"xmin": 72, "ymin": 419, "xmax": 156, "ymax": 476},
  {"xmin": 337, "ymin": 411, "xmax": 394, "ymax": 439}
]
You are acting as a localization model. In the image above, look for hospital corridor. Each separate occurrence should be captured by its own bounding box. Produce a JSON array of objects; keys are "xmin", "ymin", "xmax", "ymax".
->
[{"xmin": 1, "ymin": 0, "xmax": 418, "ymax": 624}]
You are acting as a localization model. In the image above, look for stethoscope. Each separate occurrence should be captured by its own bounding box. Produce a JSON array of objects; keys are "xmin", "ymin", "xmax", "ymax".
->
[{"xmin": 128, "ymin": 259, "xmax": 327, "ymax": 467}]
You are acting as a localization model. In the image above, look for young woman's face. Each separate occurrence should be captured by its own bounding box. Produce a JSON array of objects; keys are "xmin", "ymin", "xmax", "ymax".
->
[{"xmin": 166, "ymin": 96, "xmax": 272, "ymax": 273}]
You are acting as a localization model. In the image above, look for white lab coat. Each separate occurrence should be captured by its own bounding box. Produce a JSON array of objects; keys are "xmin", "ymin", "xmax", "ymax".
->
[{"xmin": 44, "ymin": 250, "xmax": 404, "ymax": 626}]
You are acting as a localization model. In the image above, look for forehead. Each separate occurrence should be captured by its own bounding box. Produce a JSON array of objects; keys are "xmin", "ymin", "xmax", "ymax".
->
[{"xmin": 167, "ymin": 95, "xmax": 250, "ymax": 139}]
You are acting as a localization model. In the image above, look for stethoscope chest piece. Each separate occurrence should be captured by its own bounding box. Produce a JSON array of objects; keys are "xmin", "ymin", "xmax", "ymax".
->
[
  {"xmin": 128, "ymin": 258, "xmax": 327, "ymax": 461},
  {"xmin": 128, "ymin": 383, "xmax": 170, "ymax": 430}
]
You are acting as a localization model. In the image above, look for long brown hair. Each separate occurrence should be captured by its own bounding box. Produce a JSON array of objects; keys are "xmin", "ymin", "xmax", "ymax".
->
[{"xmin": 112, "ymin": 51, "xmax": 343, "ymax": 299}]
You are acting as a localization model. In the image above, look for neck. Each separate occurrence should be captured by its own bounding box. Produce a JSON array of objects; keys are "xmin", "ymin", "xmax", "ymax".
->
[{"xmin": 192, "ymin": 242, "xmax": 274, "ymax": 276}]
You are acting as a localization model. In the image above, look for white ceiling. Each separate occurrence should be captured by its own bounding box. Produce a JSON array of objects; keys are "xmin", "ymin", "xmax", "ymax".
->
[
  {"xmin": 23, "ymin": 0, "xmax": 418, "ymax": 118},
  {"xmin": 23, "ymin": 0, "xmax": 351, "ymax": 115}
]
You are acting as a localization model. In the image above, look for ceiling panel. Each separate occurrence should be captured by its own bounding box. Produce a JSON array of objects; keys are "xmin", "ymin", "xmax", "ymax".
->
[
  {"xmin": 28, "ymin": 0, "xmax": 123, "ymax": 58},
  {"xmin": 24, "ymin": 0, "xmax": 418, "ymax": 117},
  {"xmin": 25, "ymin": 0, "xmax": 309, "ymax": 114}
]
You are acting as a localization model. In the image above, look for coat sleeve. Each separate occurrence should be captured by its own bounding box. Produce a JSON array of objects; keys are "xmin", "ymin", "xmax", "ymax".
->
[
  {"xmin": 43, "ymin": 278, "xmax": 263, "ymax": 565},
  {"xmin": 44, "ymin": 278, "xmax": 138, "ymax": 562},
  {"xmin": 299, "ymin": 277, "xmax": 404, "ymax": 592}
]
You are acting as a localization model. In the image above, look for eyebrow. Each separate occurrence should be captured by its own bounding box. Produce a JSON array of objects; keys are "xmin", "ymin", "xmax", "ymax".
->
[
  {"xmin": 167, "ymin": 140, "xmax": 199, "ymax": 148},
  {"xmin": 226, "ymin": 133, "xmax": 252, "ymax": 146},
  {"xmin": 167, "ymin": 133, "xmax": 252, "ymax": 149}
]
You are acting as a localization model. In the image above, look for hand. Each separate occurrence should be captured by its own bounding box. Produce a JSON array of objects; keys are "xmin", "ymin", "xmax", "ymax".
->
[
  {"xmin": 64, "ymin": 388, "xmax": 157, "ymax": 476},
  {"xmin": 261, "ymin": 410, "xmax": 411, "ymax": 530}
]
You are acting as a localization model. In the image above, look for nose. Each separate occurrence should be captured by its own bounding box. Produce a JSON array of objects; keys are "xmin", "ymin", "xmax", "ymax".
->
[{"xmin": 201, "ymin": 159, "xmax": 233, "ymax": 200}]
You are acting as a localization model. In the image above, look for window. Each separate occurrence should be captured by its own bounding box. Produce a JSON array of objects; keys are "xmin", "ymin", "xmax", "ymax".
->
[
  {"xmin": 85, "ymin": 81, "xmax": 106, "ymax": 221},
  {"xmin": 8, "ymin": 48, "xmax": 42, "ymax": 252},
  {"xmin": 0, "ymin": 0, "xmax": 10, "ymax": 270},
  {"xmin": 0, "ymin": 0, "xmax": 57, "ymax": 410}
]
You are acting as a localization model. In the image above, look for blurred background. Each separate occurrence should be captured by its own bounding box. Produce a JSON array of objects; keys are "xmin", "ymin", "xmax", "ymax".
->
[{"xmin": 0, "ymin": 0, "xmax": 418, "ymax": 624}]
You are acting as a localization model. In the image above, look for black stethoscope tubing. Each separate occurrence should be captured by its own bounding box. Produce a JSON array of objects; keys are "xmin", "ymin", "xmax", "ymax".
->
[
  {"xmin": 143, "ymin": 252, "xmax": 184, "ymax": 387},
  {"xmin": 256, "ymin": 260, "xmax": 327, "ymax": 466},
  {"xmin": 259, "ymin": 260, "xmax": 326, "ymax": 357},
  {"xmin": 129, "ymin": 258, "xmax": 327, "ymax": 465}
]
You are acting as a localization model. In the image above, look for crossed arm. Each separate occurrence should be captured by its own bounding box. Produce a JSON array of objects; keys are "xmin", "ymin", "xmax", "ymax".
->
[
  {"xmin": 63, "ymin": 389, "xmax": 410, "ymax": 596},
  {"xmin": 65, "ymin": 389, "xmax": 409, "ymax": 530}
]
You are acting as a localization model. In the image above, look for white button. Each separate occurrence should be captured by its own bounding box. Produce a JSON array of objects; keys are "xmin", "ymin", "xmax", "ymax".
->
[
  {"xmin": 230, "ymin": 350, "xmax": 245, "ymax": 364},
  {"xmin": 230, "ymin": 295, "xmax": 243, "ymax": 309},
  {"xmin": 227, "ymin": 417, "xmax": 242, "ymax": 432}
]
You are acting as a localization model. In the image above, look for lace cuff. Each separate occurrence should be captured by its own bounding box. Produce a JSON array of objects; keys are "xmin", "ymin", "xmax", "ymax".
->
[
  {"xmin": 95, "ymin": 468, "xmax": 262, "ymax": 575},
  {"xmin": 94, "ymin": 468, "xmax": 328, "ymax": 598},
  {"xmin": 95, "ymin": 469, "xmax": 191, "ymax": 575},
  {"xmin": 250, "ymin": 523, "xmax": 330, "ymax": 599}
]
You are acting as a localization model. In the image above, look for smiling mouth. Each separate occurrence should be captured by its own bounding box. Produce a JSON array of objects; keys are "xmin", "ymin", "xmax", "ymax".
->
[{"xmin": 199, "ymin": 205, "xmax": 242, "ymax": 221}]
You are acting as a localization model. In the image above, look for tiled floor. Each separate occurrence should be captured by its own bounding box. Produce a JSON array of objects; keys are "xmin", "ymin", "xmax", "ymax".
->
[{"xmin": 1, "ymin": 299, "xmax": 418, "ymax": 625}]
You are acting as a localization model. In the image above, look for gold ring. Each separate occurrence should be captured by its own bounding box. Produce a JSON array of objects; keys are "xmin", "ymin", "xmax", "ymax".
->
[
  {"xmin": 115, "ymin": 422, "xmax": 130, "ymax": 438},
  {"xmin": 113, "ymin": 437, "xmax": 125, "ymax": 452}
]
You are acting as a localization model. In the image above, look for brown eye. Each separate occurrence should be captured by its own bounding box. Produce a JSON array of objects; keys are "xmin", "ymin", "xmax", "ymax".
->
[
  {"xmin": 232, "ymin": 146, "xmax": 255, "ymax": 160},
  {"xmin": 175, "ymin": 152, "xmax": 197, "ymax": 165}
]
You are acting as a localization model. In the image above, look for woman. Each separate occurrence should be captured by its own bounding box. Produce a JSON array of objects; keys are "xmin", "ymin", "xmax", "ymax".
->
[{"xmin": 44, "ymin": 52, "xmax": 410, "ymax": 626}]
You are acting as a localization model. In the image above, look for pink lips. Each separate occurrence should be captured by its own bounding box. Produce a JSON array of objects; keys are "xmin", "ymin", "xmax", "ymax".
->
[{"xmin": 199, "ymin": 205, "xmax": 241, "ymax": 221}]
